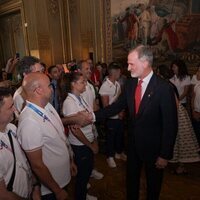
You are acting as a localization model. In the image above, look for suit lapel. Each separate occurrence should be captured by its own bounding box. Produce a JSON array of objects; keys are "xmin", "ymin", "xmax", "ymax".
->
[
  {"xmin": 137, "ymin": 74, "xmax": 157, "ymax": 116},
  {"xmin": 128, "ymin": 78, "xmax": 138, "ymax": 116}
]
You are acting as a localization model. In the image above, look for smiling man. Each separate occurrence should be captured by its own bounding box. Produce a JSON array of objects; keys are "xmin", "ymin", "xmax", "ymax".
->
[
  {"xmin": 95, "ymin": 45, "xmax": 178, "ymax": 200},
  {"xmin": 0, "ymin": 87, "xmax": 39, "ymax": 200}
]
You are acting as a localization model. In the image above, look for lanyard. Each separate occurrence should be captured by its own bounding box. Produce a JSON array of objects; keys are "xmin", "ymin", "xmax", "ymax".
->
[
  {"xmin": 0, "ymin": 130, "xmax": 14, "ymax": 153},
  {"xmin": 27, "ymin": 103, "xmax": 66, "ymax": 143},
  {"xmin": 69, "ymin": 93, "xmax": 92, "ymax": 113}
]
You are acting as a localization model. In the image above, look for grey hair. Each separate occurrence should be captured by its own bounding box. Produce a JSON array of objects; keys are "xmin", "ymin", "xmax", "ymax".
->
[
  {"xmin": 129, "ymin": 45, "xmax": 153, "ymax": 66},
  {"xmin": 17, "ymin": 56, "xmax": 40, "ymax": 77}
]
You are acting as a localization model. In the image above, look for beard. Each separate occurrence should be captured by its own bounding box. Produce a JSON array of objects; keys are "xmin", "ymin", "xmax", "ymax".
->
[{"xmin": 130, "ymin": 68, "xmax": 144, "ymax": 78}]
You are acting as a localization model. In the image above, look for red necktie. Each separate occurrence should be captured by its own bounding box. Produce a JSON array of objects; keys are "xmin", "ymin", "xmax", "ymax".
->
[{"xmin": 135, "ymin": 79, "xmax": 143, "ymax": 114}]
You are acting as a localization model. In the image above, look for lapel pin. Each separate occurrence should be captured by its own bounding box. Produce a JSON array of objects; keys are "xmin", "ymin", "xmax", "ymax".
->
[{"xmin": 148, "ymin": 92, "xmax": 153, "ymax": 98}]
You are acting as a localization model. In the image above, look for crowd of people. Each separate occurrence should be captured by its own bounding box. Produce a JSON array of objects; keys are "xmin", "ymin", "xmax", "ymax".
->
[{"xmin": 0, "ymin": 45, "xmax": 200, "ymax": 200}]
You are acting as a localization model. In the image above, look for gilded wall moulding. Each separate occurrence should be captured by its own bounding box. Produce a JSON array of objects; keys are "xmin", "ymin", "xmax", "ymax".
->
[
  {"xmin": 104, "ymin": 0, "xmax": 112, "ymax": 62},
  {"xmin": 48, "ymin": 0, "xmax": 59, "ymax": 15},
  {"xmin": 38, "ymin": 34, "xmax": 51, "ymax": 49},
  {"xmin": 68, "ymin": 0, "xmax": 77, "ymax": 15},
  {"xmin": 13, "ymin": 14, "xmax": 21, "ymax": 34}
]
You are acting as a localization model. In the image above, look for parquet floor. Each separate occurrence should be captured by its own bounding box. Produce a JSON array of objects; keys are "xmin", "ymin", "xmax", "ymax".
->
[{"xmin": 68, "ymin": 153, "xmax": 200, "ymax": 200}]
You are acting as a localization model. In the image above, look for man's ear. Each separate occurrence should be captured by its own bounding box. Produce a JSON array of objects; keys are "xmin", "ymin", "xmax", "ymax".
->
[
  {"xmin": 35, "ymin": 86, "xmax": 43, "ymax": 95},
  {"xmin": 71, "ymin": 82, "xmax": 75, "ymax": 88},
  {"xmin": 143, "ymin": 60, "xmax": 149, "ymax": 69}
]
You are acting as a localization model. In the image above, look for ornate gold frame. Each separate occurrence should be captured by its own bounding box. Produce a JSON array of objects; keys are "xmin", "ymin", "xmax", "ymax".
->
[{"xmin": 0, "ymin": 0, "xmax": 29, "ymax": 56}]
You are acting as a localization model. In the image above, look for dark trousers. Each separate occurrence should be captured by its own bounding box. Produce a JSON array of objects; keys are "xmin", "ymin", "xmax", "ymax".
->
[
  {"xmin": 41, "ymin": 193, "xmax": 56, "ymax": 200},
  {"xmin": 71, "ymin": 145, "xmax": 94, "ymax": 200},
  {"xmin": 106, "ymin": 119, "xmax": 124, "ymax": 157},
  {"xmin": 127, "ymin": 148, "xmax": 164, "ymax": 200},
  {"xmin": 192, "ymin": 119, "xmax": 200, "ymax": 146},
  {"xmin": 41, "ymin": 186, "xmax": 67, "ymax": 200}
]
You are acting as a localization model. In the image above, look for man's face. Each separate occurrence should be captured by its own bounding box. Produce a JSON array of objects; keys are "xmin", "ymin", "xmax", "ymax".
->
[
  {"xmin": 112, "ymin": 69, "xmax": 121, "ymax": 80},
  {"xmin": 81, "ymin": 62, "xmax": 91, "ymax": 80},
  {"xmin": 31, "ymin": 63, "xmax": 44, "ymax": 73},
  {"xmin": 50, "ymin": 67, "xmax": 60, "ymax": 80},
  {"xmin": 0, "ymin": 96, "xmax": 15, "ymax": 125},
  {"xmin": 127, "ymin": 51, "xmax": 145, "ymax": 78},
  {"xmin": 87, "ymin": 59, "xmax": 93, "ymax": 69},
  {"xmin": 56, "ymin": 64, "xmax": 64, "ymax": 76},
  {"xmin": 39, "ymin": 76, "xmax": 53, "ymax": 102}
]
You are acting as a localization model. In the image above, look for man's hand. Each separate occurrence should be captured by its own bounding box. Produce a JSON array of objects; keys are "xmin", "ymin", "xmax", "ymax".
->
[
  {"xmin": 70, "ymin": 159, "xmax": 77, "ymax": 176},
  {"xmin": 32, "ymin": 186, "xmax": 41, "ymax": 200},
  {"xmin": 5, "ymin": 57, "xmax": 19, "ymax": 73},
  {"xmin": 118, "ymin": 110, "xmax": 125, "ymax": 120},
  {"xmin": 155, "ymin": 157, "xmax": 168, "ymax": 169},
  {"xmin": 192, "ymin": 111, "xmax": 200, "ymax": 121},
  {"xmin": 0, "ymin": 80, "xmax": 12, "ymax": 87},
  {"xmin": 90, "ymin": 140, "xmax": 99, "ymax": 154},
  {"xmin": 77, "ymin": 111, "xmax": 93, "ymax": 126},
  {"xmin": 55, "ymin": 189, "xmax": 68, "ymax": 200}
]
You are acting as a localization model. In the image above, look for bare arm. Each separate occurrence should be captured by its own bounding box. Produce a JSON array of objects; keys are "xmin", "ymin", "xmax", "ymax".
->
[
  {"xmin": 191, "ymin": 89, "xmax": 200, "ymax": 120},
  {"xmin": 93, "ymin": 99, "xmax": 99, "ymax": 111},
  {"xmin": 61, "ymin": 112, "xmax": 92, "ymax": 127},
  {"xmin": 0, "ymin": 180, "xmax": 27, "ymax": 200},
  {"xmin": 25, "ymin": 149, "xmax": 68, "ymax": 200},
  {"xmin": 179, "ymin": 85, "xmax": 189, "ymax": 101},
  {"xmin": 101, "ymin": 95, "xmax": 109, "ymax": 108},
  {"xmin": 69, "ymin": 126, "xmax": 98, "ymax": 154}
]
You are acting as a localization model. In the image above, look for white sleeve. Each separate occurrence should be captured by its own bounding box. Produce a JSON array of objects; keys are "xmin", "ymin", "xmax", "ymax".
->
[
  {"xmin": 184, "ymin": 76, "xmax": 191, "ymax": 86},
  {"xmin": 0, "ymin": 165, "xmax": 4, "ymax": 182},
  {"xmin": 99, "ymin": 83, "xmax": 110, "ymax": 96},
  {"xmin": 62, "ymin": 98, "xmax": 78, "ymax": 117},
  {"xmin": 17, "ymin": 118, "xmax": 43, "ymax": 151},
  {"xmin": 191, "ymin": 75, "xmax": 196, "ymax": 85},
  {"xmin": 13, "ymin": 94, "xmax": 24, "ymax": 113}
]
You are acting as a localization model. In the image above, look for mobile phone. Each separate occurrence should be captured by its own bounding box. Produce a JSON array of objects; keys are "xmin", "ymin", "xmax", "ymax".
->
[{"xmin": 15, "ymin": 53, "xmax": 20, "ymax": 59}]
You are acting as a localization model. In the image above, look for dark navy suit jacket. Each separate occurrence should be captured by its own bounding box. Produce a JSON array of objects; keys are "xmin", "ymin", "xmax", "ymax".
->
[{"xmin": 95, "ymin": 73, "xmax": 178, "ymax": 161}]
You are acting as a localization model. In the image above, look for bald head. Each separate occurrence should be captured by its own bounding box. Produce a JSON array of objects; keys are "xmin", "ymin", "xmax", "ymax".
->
[{"xmin": 22, "ymin": 72, "xmax": 51, "ymax": 101}]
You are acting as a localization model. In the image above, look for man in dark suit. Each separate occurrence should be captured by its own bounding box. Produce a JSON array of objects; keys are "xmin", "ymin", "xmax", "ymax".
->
[{"xmin": 95, "ymin": 45, "xmax": 178, "ymax": 200}]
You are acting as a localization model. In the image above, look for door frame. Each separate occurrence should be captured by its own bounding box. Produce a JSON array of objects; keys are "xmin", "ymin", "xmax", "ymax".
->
[{"xmin": 0, "ymin": 0, "xmax": 29, "ymax": 58}]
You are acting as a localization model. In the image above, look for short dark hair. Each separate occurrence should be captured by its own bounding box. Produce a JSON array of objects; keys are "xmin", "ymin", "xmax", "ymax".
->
[
  {"xmin": 48, "ymin": 65, "xmax": 57, "ymax": 74},
  {"xmin": 68, "ymin": 72, "xmax": 83, "ymax": 83},
  {"xmin": 108, "ymin": 62, "xmax": 121, "ymax": 74},
  {"xmin": 157, "ymin": 64, "xmax": 172, "ymax": 79},
  {"xmin": 0, "ymin": 87, "xmax": 12, "ymax": 107},
  {"xmin": 65, "ymin": 72, "xmax": 83, "ymax": 93},
  {"xmin": 17, "ymin": 56, "xmax": 40, "ymax": 77},
  {"xmin": 170, "ymin": 59, "xmax": 188, "ymax": 80}
]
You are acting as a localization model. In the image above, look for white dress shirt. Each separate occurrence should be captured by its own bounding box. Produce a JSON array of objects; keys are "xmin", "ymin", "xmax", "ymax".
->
[{"xmin": 140, "ymin": 70, "xmax": 153, "ymax": 98}]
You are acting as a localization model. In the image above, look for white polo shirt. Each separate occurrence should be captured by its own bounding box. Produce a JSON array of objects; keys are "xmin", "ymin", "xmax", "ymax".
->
[
  {"xmin": 62, "ymin": 93, "xmax": 94, "ymax": 146},
  {"xmin": 170, "ymin": 75, "xmax": 191, "ymax": 104},
  {"xmin": 81, "ymin": 81, "xmax": 96, "ymax": 110},
  {"xmin": 99, "ymin": 78, "xmax": 121, "ymax": 119},
  {"xmin": 0, "ymin": 123, "xmax": 32, "ymax": 198},
  {"xmin": 194, "ymin": 83, "xmax": 200, "ymax": 112},
  {"xmin": 17, "ymin": 102, "xmax": 71, "ymax": 195},
  {"xmin": 13, "ymin": 86, "xmax": 25, "ymax": 115},
  {"xmin": 191, "ymin": 74, "xmax": 200, "ymax": 85}
]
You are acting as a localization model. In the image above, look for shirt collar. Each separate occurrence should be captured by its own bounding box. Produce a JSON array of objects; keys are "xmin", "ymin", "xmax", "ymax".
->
[
  {"xmin": 139, "ymin": 70, "xmax": 153, "ymax": 84},
  {"xmin": 107, "ymin": 78, "xmax": 117, "ymax": 86}
]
